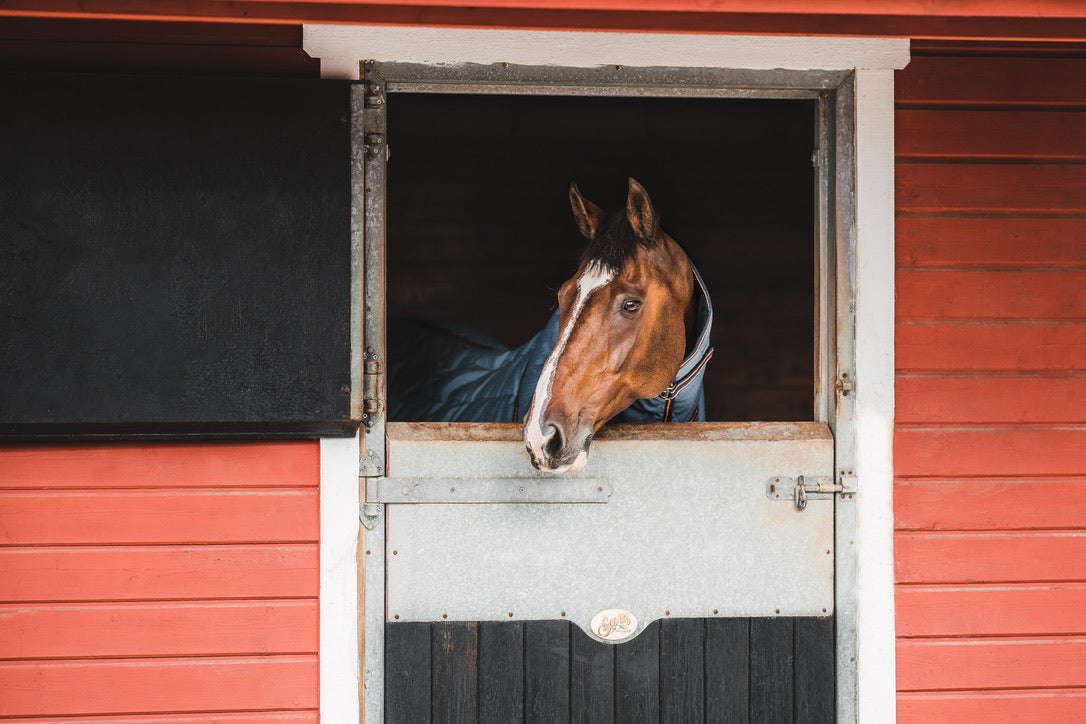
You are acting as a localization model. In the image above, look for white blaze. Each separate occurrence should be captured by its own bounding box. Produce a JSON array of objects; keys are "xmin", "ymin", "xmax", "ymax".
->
[{"xmin": 525, "ymin": 261, "xmax": 615, "ymax": 467}]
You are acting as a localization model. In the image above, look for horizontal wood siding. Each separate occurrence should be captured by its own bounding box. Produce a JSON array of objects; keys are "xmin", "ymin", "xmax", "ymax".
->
[
  {"xmin": 0, "ymin": 441, "xmax": 320, "ymax": 720},
  {"xmin": 0, "ymin": 18, "xmax": 318, "ymax": 76},
  {"xmin": 895, "ymin": 42, "xmax": 1086, "ymax": 720}
]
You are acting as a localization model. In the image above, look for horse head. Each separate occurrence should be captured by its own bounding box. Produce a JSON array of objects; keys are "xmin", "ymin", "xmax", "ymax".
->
[{"xmin": 524, "ymin": 178, "xmax": 696, "ymax": 473}]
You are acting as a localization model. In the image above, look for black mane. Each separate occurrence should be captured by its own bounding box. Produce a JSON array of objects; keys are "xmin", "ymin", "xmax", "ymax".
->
[{"xmin": 579, "ymin": 211, "xmax": 660, "ymax": 271}]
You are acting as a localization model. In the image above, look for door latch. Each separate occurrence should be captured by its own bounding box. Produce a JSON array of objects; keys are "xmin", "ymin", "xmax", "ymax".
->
[{"xmin": 767, "ymin": 472, "xmax": 856, "ymax": 511}]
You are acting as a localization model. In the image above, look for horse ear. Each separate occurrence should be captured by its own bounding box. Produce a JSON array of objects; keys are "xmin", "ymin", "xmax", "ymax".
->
[
  {"xmin": 626, "ymin": 178, "xmax": 659, "ymax": 240},
  {"xmin": 569, "ymin": 182, "xmax": 606, "ymax": 240}
]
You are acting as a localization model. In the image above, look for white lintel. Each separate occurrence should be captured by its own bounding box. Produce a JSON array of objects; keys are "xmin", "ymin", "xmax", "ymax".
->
[{"xmin": 303, "ymin": 25, "xmax": 910, "ymax": 79}]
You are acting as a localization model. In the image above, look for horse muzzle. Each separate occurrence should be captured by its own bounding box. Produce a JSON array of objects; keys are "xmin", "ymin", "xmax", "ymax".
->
[{"xmin": 524, "ymin": 420, "xmax": 592, "ymax": 474}]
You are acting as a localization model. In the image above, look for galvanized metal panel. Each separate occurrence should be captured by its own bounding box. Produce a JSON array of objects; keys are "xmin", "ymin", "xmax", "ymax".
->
[{"xmin": 386, "ymin": 422, "xmax": 834, "ymax": 642}]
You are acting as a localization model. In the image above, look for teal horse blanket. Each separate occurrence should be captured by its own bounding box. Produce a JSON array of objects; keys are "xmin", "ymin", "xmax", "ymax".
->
[{"xmin": 387, "ymin": 265, "xmax": 713, "ymax": 424}]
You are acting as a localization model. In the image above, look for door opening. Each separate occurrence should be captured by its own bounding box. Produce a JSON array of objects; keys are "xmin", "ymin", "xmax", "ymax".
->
[{"xmin": 386, "ymin": 93, "xmax": 817, "ymax": 422}]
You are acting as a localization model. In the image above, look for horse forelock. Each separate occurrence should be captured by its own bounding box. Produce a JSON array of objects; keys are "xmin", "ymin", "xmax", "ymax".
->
[{"xmin": 579, "ymin": 211, "xmax": 659, "ymax": 273}]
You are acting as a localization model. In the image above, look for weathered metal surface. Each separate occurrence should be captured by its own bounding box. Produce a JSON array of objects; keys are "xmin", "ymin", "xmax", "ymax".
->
[
  {"xmin": 377, "ymin": 476, "xmax": 611, "ymax": 504},
  {"xmin": 831, "ymin": 74, "xmax": 860, "ymax": 724},
  {"xmin": 357, "ymin": 70, "xmax": 388, "ymax": 724},
  {"xmin": 386, "ymin": 422, "xmax": 834, "ymax": 642},
  {"xmin": 376, "ymin": 62, "xmax": 848, "ymax": 97}
]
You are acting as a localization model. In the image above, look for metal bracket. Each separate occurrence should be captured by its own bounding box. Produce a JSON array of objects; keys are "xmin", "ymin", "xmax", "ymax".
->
[
  {"xmin": 361, "ymin": 346, "xmax": 382, "ymax": 433},
  {"xmin": 359, "ymin": 449, "xmax": 384, "ymax": 530},
  {"xmin": 767, "ymin": 473, "xmax": 856, "ymax": 511},
  {"xmin": 375, "ymin": 476, "xmax": 611, "ymax": 504},
  {"xmin": 834, "ymin": 372, "xmax": 854, "ymax": 397},
  {"xmin": 363, "ymin": 132, "xmax": 385, "ymax": 160}
]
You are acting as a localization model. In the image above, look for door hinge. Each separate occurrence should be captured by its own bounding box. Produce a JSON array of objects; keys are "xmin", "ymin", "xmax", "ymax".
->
[
  {"xmin": 359, "ymin": 448, "xmax": 383, "ymax": 530},
  {"xmin": 767, "ymin": 472, "xmax": 856, "ymax": 511},
  {"xmin": 361, "ymin": 346, "xmax": 383, "ymax": 433}
]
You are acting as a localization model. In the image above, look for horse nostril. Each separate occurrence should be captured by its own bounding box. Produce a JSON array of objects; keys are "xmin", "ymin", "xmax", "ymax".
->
[{"xmin": 542, "ymin": 424, "xmax": 564, "ymax": 459}]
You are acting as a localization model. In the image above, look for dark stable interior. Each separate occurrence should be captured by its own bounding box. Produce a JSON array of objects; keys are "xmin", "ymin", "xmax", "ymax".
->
[{"xmin": 387, "ymin": 93, "xmax": 816, "ymax": 422}]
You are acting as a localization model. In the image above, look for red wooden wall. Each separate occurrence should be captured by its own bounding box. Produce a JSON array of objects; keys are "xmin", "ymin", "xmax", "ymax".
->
[
  {"xmin": 894, "ymin": 40, "xmax": 1086, "ymax": 720},
  {"xmin": 0, "ymin": 442, "xmax": 321, "ymax": 721}
]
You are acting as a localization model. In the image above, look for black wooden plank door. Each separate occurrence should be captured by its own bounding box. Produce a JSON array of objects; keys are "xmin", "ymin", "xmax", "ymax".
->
[
  {"xmin": 386, "ymin": 617, "xmax": 834, "ymax": 723},
  {"xmin": 0, "ymin": 72, "xmax": 353, "ymax": 437}
]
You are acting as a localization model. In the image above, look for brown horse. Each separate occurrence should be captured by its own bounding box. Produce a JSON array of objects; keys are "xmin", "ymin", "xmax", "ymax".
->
[{"xmin": 524, "ymin": 179, "xmax": 701, "ymax": 473}]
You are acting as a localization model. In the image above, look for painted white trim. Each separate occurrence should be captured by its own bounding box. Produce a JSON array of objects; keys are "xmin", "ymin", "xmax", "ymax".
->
[
  {"xmin": 320, "ymin": 434, "xmax": 361, "ymax": 724},
  {"xmin": 309, "ymin": 25, "xmax": 904, "ymax": 722},
  {"xmin": 303, "ymin": 25, "xmax": 909, "ymax": 79},
  {"xmin": 853, "ymin": 68, "xmax": 898, "ymax": 723}
]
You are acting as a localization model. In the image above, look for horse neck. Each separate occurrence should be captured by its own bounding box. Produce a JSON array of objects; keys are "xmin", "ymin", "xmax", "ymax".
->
[{"xmin": 658, "ymin": 236, "xmax": 698, "ymax": 357}]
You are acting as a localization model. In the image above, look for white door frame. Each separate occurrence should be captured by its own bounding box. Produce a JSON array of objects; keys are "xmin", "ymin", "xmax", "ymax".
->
[{"xmin": 311, "ymin": 26, "xmax": 907, "ymax": 723}]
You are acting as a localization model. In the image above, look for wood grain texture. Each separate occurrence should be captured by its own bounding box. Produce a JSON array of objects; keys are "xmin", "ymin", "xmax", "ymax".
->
[
  {"xmin": 614, "ymin": 620, "xmax": 661, "ymax": 724},
  {"xmin": 432, "ymin": 622, "xmax": 478, "ymax": 724},
  {"xmin": 896, "ymin": 322, "xmax": 1086, "ymax": 373},
  {"xmin": 0, "ymin": 488, "xmax": 318, "ymax": 545},
  {"xmin": 895, "ymin": 479, "xmax": 1086, "ymax": 531},
  {"xmin": 896, "ymin": 56, "xmax": 1086, "ymax": 107},
  {"xmin": 385, "ymin": 617, "xmax": 834, "ymax": 720},
  {"xmin": 898, "ymin": 688, "xmax": 1086, "ymax": 722},
  {"xmin": 660, "ymin": 618, "xmax": 705, "ymax": 723},
  {"xmin": 0, "ymin": 544, "xmax": 319, "ymax": 602},
  {"xmin": 0, "ymin": 600, "xmax": 317, "ymax": 658},
  {"xmin": 896, "ymin": 270, "xmax": 1086, "ymax": 321},
  {"xmin": 892, "ymin": 47, "xmax": 1086, "ymax": 715},
  {"xmin": 896, "ymin": 217, "xmax": 1086, "ymax": 269},
  {"xmin": 524, "ymin": 620, "xmax": 571, "ymax": 724},
  {"xmin": 894, "ymin": 428, "xmax": 1086, "ymax": 477},
  {"xmin": 750, "ymin": 618, "xmax": 793, "ymax": 724},
  {"xmin": 896, "ymin": 376, "xmax": 1086, "ymax": 424},
  {"xmin": 897, "ymin": 584, "xmax": 1086, "ymax": 638},
  {"xmin": 570, "ymin": 623, "xmax": 614, "ymax": 724},
  {"xmin": 0, "ymin": 441, "xmax": 319, "ymax": 488},
  {"xmin": 895, "ymin": 531, "xmax": 1086, "ymax": 584},
  {"xmin": 0, "ymin": 39, "xmax": 319, "ymax": 76},
  {"xmin": 385, "ymin": 622, "xmax": 432, "ymax": 724},
  {"xmin": 0, "ymin": 714, "xmax": 318, "ymax": 724},
  {"xmin": 480, "ymin": 621, "xmax": 525, "ymax": 723},
  {"xmin": 896, "ymin": 163, "xmax": 1086, "ymax": 216},
  {"xmin": 897, "ymin": 637, "xmax": 1086, "ymax": 691},
  {"xmin": 896, "ymin": 109, "xmax": 1086, "ymax": 160},
  {"xmin": 0, "ymin": 17, "xmax": 303, "ymax": 45},
  {"xmin": 794, "ymin": 617, "xmax": 834, "ymax": 724},
  {"xmin": 705, "ymin": 618, "xmax": 750, "ymax": 724},
  {"xmin": 0, "ymin": 655, "xmax": 318, "ymax": 718},
  {"xmin": 0, "ymin": 440, "xmax": 320, "ymax": 720}
]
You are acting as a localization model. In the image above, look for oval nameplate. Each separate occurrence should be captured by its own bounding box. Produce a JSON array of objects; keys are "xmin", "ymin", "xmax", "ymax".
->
[{"xmin": 591, "ymin": 609, "xmax": 638, "ymax": 642}]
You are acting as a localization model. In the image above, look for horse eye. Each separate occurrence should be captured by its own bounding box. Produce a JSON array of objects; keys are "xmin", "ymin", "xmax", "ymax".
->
[{"xmin": 621, "ymin": 299, "xmax": 642, "ymax": 314}]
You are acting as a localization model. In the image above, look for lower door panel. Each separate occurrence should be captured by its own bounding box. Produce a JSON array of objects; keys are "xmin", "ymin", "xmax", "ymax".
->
[{"xmin": 386, "ymin": 616, "xmax": 834, "ymax": 723}]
